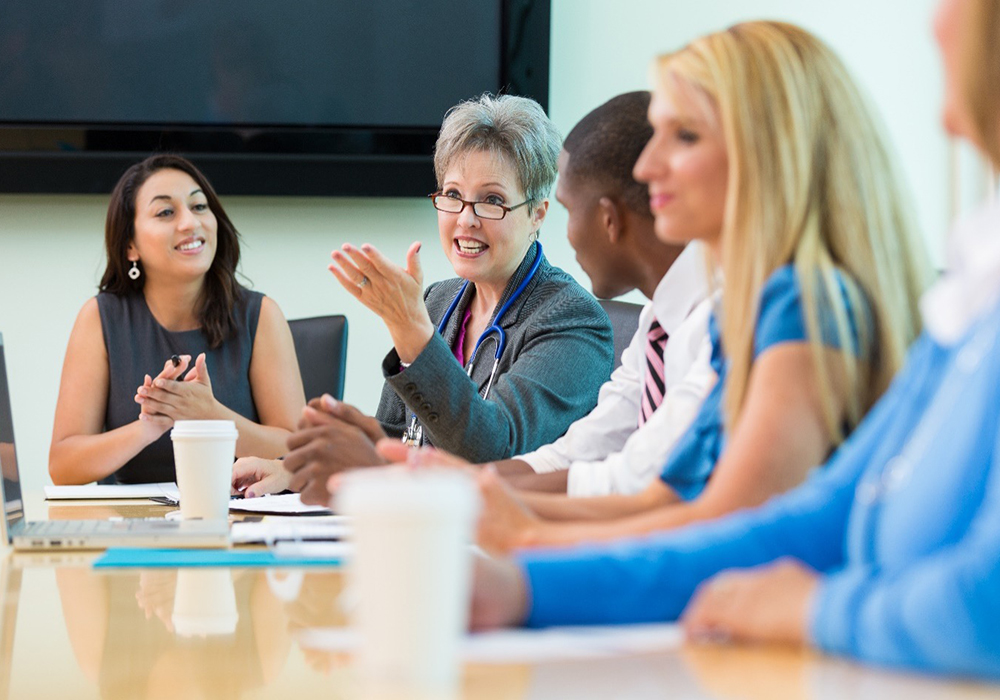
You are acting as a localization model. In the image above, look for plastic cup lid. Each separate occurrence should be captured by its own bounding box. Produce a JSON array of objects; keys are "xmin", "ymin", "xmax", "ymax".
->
[
  {"xmin": 171, "ymin": 420, "xmax": 239, "ymax": 439},
  {"xmin": 337, "ymin": 467, "xmax": 481, "ymax": 520}
]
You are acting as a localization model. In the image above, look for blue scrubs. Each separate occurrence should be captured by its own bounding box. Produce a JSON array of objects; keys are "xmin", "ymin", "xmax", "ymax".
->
[{"xmin": 519, "ymin": 292, "xmax": 1000, "ymax": 679}]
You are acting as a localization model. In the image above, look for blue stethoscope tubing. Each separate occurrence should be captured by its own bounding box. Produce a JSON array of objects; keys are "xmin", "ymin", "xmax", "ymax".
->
[
  {"xmin": 437, "ymin": 241, "xmax": 543, "ymax": 398},
  {"xmin": 403, "ymin": 242, "xmax": 543, "ymax": 445}
]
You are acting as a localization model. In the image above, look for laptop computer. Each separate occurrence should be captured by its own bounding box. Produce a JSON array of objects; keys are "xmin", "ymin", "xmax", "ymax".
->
[{"xmin": 0, "ymin": 333, "xmax": 229, "ymax": 550}]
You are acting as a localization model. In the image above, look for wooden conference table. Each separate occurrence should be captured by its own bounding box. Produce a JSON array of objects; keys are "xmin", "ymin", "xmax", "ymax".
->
[{"xmin": 1, "ymin": 493, "xmax": 998, "ymax": 700}]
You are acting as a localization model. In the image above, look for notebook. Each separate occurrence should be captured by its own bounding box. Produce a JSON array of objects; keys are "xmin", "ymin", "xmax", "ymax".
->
[{"xmin": 0, "ymin": 333, "xmax": 229, "ymax": 550}]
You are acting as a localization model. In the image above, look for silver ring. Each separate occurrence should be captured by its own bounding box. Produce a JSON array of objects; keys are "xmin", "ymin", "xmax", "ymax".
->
[{"xmin": 358, "ymin": 276, "xmax": 369, "ymax": 289}]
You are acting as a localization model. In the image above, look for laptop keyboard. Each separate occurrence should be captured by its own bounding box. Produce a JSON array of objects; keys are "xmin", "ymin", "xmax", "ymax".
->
[{"xmin": 20, "ymin": 519, "xmax": 180, "ymax": 535}]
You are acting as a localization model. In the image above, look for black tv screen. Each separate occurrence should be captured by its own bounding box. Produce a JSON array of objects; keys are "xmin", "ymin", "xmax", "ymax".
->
[{"xmin": 0, "ymin": 0, "xmax": 550, "ymax": 196}]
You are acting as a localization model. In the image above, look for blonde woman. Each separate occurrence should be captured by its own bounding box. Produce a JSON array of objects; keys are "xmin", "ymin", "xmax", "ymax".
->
[
  {"xmin": 434, "ymin": 21, "xmax": 929, "ymax": 553},
  {"xmin": 469, "ymin": 2, "xmax": 1000, "ymax": 678}
]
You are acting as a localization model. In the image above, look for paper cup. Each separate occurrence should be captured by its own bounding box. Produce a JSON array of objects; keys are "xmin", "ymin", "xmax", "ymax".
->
[
  {"xmin": 171, "ymin": 420, "xmax": 238, "ymax": 521},
  {"xmin": 337, "ymin": 468, "xmax": 480, "ymax": 695}
]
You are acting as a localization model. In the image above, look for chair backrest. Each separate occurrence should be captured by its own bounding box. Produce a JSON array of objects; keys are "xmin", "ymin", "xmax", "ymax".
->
[
  {"xmin": 288, "ymin": 315, "xmax": 349, "ymax": 401},
  {"xmin": 598, "ymin": 299, "xmax": 643, "ymax": 370}
]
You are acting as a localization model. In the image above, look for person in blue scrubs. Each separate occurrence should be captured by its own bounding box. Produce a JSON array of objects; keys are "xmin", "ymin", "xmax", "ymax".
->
[{"xmin": 467, "ymin": 2, "xmax": 1000, "ymax": 679}]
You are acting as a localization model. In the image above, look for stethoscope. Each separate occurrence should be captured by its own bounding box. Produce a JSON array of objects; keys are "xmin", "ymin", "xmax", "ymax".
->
[{"xmin": 402, "ymin": 241, "xmax": 543, "ymax": 447}]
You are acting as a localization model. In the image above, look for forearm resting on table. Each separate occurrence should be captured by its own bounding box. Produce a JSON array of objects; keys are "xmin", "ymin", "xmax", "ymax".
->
[
  {"xmin": 49, "ymin": 421, "xmax": 155, "ymax": 484},
  {"xmin": 521, "ymin": 481, "xmax": 678, "ymax": 523},
  {"xmin": 527, "ymin": 490, "xmax": 761, "ymax": 547},
  {"xmin": 495, "ymin": 460, "xmax": 571, "ymax": 494}
]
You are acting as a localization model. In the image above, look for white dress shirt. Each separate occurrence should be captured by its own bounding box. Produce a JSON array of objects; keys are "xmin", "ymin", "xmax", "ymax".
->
[{"xmin": 518, "ymin": 243, "xmax": 717, "ymax": 496}]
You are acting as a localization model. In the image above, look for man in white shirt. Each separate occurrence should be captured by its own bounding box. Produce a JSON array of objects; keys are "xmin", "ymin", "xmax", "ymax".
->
[{"xmin": 494, "ymin": 91, "xmax": 716, "ymax": 497}]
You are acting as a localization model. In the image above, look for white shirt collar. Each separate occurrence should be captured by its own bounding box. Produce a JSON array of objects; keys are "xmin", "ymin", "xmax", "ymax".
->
[
  {"xmin": 921, "ymin": 200, "xmax": 1000, "ymax": 344},
  {"xmin": 651, "ymin": 242, "xmax": 712, "ymax": 335}
]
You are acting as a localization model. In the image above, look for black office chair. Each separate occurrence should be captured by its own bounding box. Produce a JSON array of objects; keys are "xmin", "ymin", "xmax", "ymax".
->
[
  {"xmin": 288, "ymin": 315, "xmax": 349, "ymax": 401},
  {"xmin": 598, "ymin": 299, "xmax": 643, "ymax": 370}
]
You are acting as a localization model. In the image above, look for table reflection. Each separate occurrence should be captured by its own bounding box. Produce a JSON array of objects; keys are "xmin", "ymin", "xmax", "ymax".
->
[
  {"xmin": 0, "ymin": 556, "xmax": 996, "ymax": 700},
  {"xmin": 54, "ymin": 567, "xmax": 291, "ymax": 699},
  {"xmin": 0, "ymin": 562, "xmax": 19, "ymax": 700}
]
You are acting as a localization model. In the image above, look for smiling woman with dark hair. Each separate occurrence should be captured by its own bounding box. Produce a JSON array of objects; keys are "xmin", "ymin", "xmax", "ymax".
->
[{"xmin": 49, "ymin": 154, "xmax": 305, "ymax": 485}]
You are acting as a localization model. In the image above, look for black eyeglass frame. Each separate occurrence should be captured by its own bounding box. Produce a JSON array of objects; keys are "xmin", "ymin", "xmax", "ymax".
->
[{"xmin": 427, "ymin": 192, "xmax": 534, "ymax": 220}]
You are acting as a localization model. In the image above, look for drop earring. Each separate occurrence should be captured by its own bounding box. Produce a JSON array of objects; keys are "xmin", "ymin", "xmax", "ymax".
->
[{"xmin": 128, "ymin": 261, "xmax": 141, "ymax": 280}]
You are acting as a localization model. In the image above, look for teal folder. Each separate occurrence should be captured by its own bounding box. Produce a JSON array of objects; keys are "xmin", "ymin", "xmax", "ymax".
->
[{"xmin": 93, "ymin": 547, "xmax": 343, "ymax": 569}]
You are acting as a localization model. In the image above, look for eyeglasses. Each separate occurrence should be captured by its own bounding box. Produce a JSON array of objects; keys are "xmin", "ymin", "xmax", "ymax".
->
[{"xmin": 428, "ymin": 192, "xmax": 532, "ymax": 220}]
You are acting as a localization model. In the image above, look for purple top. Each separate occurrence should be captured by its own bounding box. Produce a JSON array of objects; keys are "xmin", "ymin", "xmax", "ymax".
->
[{"xmin": 453, "ymin": 306, "xmax": 473, "ymax": 365}]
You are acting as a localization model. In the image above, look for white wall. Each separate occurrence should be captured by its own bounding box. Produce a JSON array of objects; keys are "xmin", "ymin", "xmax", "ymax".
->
[{"xmin": 0, "ymin": 0, "xmax": 944, "ymax": 495}]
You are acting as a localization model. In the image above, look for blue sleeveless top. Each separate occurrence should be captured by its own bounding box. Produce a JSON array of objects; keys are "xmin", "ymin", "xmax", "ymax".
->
[{"xmin": 97, "ymin": 287, "xmax": 263, "ymax": 483}]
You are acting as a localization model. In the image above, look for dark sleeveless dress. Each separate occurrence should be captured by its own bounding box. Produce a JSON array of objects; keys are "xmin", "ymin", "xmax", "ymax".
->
[{"xmin": 97, "ymin": 288, "xmax": 263, "ymax": 483}]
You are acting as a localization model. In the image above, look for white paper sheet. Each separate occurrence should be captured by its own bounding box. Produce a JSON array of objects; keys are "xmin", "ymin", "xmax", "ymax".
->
[
  {"xmin": 230, "ymin": 516, "xmax": 351, "ymax": 544},
  {"xmin": 45, "ymin": 484, "xmax": 332, "ymax": 519},
  {"xmin": 228, "ymin": 493, "xmax": 332, "ymax": 515},
  {"xmin": 44, "ymin": 482, "xmax": 180, "ymax": 500},
  {"xmin": 296, "ymin": 623, "xmax": 683, "ymax": 664}
]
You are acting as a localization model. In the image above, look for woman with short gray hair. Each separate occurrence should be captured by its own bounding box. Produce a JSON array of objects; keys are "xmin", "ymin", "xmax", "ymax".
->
[
  {"xmin": 433, "ymin": 94, "xmax": 560, "ymax": 210},
  {"xmin": 232, "ymin": 93, "xmax": 613, "ymax": 501}
]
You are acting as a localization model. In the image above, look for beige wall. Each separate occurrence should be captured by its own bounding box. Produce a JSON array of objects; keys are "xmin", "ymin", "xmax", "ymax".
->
[{"xmin": 1, "ymin": 0, "xmax": 943, "ymax": 494}]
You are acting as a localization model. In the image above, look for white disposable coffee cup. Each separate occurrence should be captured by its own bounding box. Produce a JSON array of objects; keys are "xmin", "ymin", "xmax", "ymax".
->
[
  {"xmin": 171, "ymin": 420, "xmax": 238, "ymax": 521},
  {"xmin": 337, "ymin": 468, "xmax": 480, "ymax": 695},
  {"xmin": 171, "ymin": 569, "xmax": 239, "ymax": 637}
]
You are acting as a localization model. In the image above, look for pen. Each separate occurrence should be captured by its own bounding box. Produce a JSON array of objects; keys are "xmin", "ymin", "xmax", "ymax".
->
[{"xmin": 170, "ymin": 354, "xmax": 181, "ymax": 367}]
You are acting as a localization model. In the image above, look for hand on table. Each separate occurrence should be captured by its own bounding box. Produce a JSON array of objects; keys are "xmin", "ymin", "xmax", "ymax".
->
[
  {"xmin": 468, "ymin": 555, "xmax": 530, "ymax": 631},
  {"xmin": 475, "ymin": 466, "xmax": 543, "ymax": 555},
  {"xmin": 376, "ymin": 440, "xmax": 474, "ymax": 469},
  {"xmin": 232, "ymin": 457, "xmax": 291, "ymax": 498},
  {"xmin": 135, "ymin": 353, "xmax": 222, "ymax": 424},
  {"xmin": 283, "ymin": 395, "xmax": 388, "ymax": 506},
  {"xmin": 682, "ymin": 559, "xmax": 818, "ymax": 646},
  {"xmin": 329, "ymin": 242, "xmax": 434, "ymax": 363}
]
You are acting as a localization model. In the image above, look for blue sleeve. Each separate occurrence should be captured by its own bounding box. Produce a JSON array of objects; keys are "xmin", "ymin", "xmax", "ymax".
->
[
  {"xmin": 812, "ymin": 421, "xmax": 1000, "ymax": 679},
  {"xmin": 521, "ymin": 463, "xmax": 855, "ymax": 627},
  {"xmin": 754, "ymin": 265, "xmax": 866, "ymax": 358},
  {"xmin": 519, "ymin": 351, "xmax": 914, "ymax": 628},
  {"xmin": 754, "ymin": 266, "xmax": 808, "ymax": 356}
]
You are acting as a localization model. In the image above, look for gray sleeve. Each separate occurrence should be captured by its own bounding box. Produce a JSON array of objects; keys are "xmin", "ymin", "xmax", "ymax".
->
[
  {"xmin": 384, "ymin": 289, "xmax": 613, "ymax": 462},
  {"xmin": 374, "ymin": 282, "xmax": 441, "ymax": 440}
]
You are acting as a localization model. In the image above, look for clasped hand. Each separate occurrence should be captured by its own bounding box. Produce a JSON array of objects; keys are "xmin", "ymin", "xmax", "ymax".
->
[
  {"xmin": 283, "ymin": 395, "xmax": 389, "ymax": 505},
  {"xmin": 134, "ymin": 353, "xmax": 220, "ymax": 437}
]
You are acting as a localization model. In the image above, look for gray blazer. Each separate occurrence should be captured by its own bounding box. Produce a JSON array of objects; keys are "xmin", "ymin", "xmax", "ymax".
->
[{"xmin": 375, "ymin": 242, "xmax": 613, "ymax": 463}]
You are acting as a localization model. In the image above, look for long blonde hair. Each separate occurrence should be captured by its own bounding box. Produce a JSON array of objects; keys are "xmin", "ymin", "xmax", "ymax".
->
[
  {"xmin": 657, "ymin": 21, "xmax": 930, "ymax": 440},
  {"xmin": 960, "ymin": 0, "xmax": 1000, "ymax": 166}
]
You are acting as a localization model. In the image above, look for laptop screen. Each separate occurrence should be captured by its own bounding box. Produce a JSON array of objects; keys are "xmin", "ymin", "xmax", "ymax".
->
[{"xmin": 0, "ymin": 334, "xmax": 24, "ymax": 539}]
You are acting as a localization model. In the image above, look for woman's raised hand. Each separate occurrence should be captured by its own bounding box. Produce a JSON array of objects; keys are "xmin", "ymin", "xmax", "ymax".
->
[{"xmin": 329, "ymin": 242, "xmax": 435, "ymax": 363}]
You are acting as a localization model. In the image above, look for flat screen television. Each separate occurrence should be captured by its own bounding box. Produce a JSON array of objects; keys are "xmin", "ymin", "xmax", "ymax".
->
[{"xmin": 0, "ymin": 0, "xmax": 550, "ymax": 196}]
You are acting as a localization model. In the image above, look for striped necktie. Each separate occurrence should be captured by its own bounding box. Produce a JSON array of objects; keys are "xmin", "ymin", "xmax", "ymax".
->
[{"xmin": 639, "ymin": 319, "xmax": 669, "ymax": 426}]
